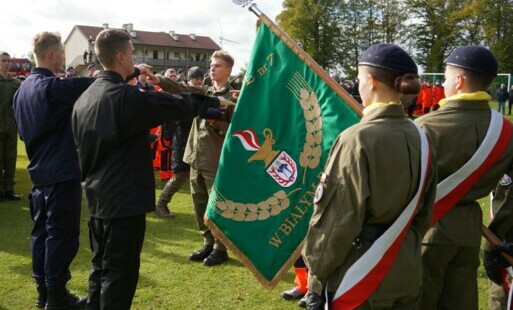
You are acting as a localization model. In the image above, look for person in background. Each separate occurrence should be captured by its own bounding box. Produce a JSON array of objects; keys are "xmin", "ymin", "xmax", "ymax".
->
[
  {"xmin": 65, "ymin": 66, "xmax": 76, "ymax": 79},
  {"xmin": 151, "ymin": 50, "xmax": 237, "ymax": 266},
  {"xmin": 0, "ymin": 51, "xmax": 21, "ymax": 202},
  {"xmin": 155, "ymin": 66, "xmax": 204, "ymax": 218},
  {"xmin": 164, "ymin": 68, "xmax": 177, "ymax": 81},
  {"xmin": 176, "ymin": 68, "xmax": 186, "ymax": 84},
  {"xmin": 496, "ymin": 83, "xmax": 508, "ymax": 115},
  {"xmin": 508, "ymin": 85, "xmax": 513, "ymax": 115},
  {"xmin": 87, "ymin": 64, "xmax": 96, "ymax": 77}
]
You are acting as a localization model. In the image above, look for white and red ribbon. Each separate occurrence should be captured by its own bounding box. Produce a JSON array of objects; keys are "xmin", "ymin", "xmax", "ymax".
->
[
  {"xmin": 432, "ymin": 111, "xmax": 512, "ymax": 224},
  {"xmin": 330, "ymin": 123, "xmax": 431, "ymax": 309}
]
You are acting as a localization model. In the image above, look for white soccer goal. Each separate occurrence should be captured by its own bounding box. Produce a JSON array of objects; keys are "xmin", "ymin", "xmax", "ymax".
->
[{"xmin": 421, "ymin": 73, "xmax": 511, "ymax": 91}]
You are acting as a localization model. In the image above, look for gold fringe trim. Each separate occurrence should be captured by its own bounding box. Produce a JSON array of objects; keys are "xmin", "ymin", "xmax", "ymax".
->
[{"xmin": 205, "ymin": 216, "xmax": 305, "ymax": 290}]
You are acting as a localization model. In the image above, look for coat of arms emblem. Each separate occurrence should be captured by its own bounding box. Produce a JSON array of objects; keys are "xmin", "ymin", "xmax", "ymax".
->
[{"xmin": 233, "ymin": 128, "xmax": 297, "ymax": 187}]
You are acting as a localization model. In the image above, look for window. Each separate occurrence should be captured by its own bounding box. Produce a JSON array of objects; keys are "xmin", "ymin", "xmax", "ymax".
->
[{"xmin": 153, "ymin": 51, "xmax": 158, "ymax": 59}]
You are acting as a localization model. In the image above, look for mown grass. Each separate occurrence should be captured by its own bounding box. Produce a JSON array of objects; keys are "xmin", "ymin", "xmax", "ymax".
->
[{"xmin": 1, "ymin": 102, "xmax": 510, "ymax": 309}]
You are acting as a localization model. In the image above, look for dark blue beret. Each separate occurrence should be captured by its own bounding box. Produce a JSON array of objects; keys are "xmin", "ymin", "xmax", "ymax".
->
[
  {"xmin": 445, "ymin": 45, "xmax": 497, "ymax": 77},
  {"xmin": 359, "ymin": 43, "xmax": 418, "ymax": 74}
]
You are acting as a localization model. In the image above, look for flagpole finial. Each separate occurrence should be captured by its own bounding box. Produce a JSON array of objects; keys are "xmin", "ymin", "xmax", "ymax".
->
[{"xmin": 232, "ymin": 0, "xmax": 253, "ymax": 7}]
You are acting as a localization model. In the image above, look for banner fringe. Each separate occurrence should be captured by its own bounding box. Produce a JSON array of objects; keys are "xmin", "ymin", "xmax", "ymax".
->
[{"xmin": 205, "ymin": 217, "xmax": 305, "ymax": 290}]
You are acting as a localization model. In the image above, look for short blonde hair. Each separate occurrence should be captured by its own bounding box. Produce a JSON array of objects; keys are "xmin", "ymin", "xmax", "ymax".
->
[
  {"xmin": 32, "ymin": 32, "xmax": 62, "ymax": 60},
  {"xmin": 211, "ymin": 50, "xmax": 234, "ymax": 68},
  {"xmin": 95, "ymin": 29, "xmax": 132, "ymax": 68}
]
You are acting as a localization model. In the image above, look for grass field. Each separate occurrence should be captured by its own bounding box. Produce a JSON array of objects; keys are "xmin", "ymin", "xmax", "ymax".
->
[{"xmin": 0, "ymin": 103, "xmax": 510, "ymax": 309}]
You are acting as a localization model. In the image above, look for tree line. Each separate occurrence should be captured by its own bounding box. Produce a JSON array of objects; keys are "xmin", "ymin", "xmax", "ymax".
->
[{"xmin": 276, "ymin": 0, "xmax": 513, "ymax": 79}]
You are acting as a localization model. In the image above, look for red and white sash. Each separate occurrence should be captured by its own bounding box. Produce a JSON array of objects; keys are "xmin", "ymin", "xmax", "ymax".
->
[
  {"xmin": 330, "ymin": 123, "xmax": 431, "ymax": 310},
  {"xmin": 432, "ymin": 111, "xmax": 512, "ymax": 224}
]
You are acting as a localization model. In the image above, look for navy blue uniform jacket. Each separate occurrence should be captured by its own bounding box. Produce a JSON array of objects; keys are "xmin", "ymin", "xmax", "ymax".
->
[
  {"xmin": 72, "ymin": 70, "xmax": 220, "ymax": 219},
  {"xmin": 13, "ymin": 68, "xmax": 94, "ymax": 186}
]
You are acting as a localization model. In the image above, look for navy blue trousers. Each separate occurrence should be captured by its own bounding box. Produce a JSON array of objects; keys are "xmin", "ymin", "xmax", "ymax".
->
[{"xmin": 30, "ymin": 180, "xmax": 81, "ymax": 287}]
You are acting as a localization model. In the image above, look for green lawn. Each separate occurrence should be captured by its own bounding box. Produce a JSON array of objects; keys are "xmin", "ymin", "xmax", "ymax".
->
[{"xmin": 0, "ymin": 103, "xmax": 510, "ymax": 309}]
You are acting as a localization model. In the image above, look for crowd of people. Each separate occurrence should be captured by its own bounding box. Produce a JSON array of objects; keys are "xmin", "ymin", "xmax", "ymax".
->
[{"xmin": 2, "ymin": 26, "xmax": 513, "ymax": 310}]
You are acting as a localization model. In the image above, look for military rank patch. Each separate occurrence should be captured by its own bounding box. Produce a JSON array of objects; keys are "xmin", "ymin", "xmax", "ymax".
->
[
  {"xmin": 313, "ymin": 172, "xmax": 328, "ymax": 204},
  {"xmin": 499, "ymin": 174, "xmax": 512, "ymax": 187}
]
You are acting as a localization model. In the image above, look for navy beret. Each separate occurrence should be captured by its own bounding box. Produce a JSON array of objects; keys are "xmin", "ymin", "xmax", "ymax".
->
[
  {"xmin": 359, "ymin": 43, "xmax": 418, "ymax": 74},
  {"xmin": 445, "ymin": 45, "xmax": 497, "ymax": 77}
]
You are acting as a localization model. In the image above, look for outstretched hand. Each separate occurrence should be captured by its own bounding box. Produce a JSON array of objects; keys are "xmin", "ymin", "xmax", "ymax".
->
[
  {"xmin": 483, "ymin": 243, "xmax": 513, "ymax": 285},
  {"xmin": 136, "ymin": 64, "xmax": 152, "ymax": 75},
  {"xmin": 218, "ymin": 97, "xmax": 235, "ymax": 110},
  {"xmin": 146, "ymin": 74, "xmax": 160, "ymax": 85}
]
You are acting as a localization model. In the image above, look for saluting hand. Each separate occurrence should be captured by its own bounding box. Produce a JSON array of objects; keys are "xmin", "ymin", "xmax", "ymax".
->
[{"xmin": 146, "ymin": 74, "xmax": 160, "ymax": 85}]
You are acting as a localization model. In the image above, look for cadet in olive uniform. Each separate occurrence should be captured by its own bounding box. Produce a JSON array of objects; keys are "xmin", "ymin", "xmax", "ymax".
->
[
  {"xmin": 415, "ymin": 46, "xmax": 513, "ymax": 309},
  {"xmin": 302, "ymin": 44, "xmax": 437, "ymax": 309},
  {"xmin": 72, "ymin": 29, "xmax": 226, "ymax": 309},
  {"xmin": 0, "ymin": 51, "xmax": 21, "ymax": 201},
  {"xmin": 485, "ymin": 171, "xmax": 513, "ymax": 310},
  {"xmin": 155, "ymin": 50, "xmax": 236, "ymax": 266}
]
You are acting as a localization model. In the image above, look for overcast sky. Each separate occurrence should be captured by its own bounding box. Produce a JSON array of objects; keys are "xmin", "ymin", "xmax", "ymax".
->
[{"xmin": 0, "ymin": 0, "xmax": 284, "ymax": 73}]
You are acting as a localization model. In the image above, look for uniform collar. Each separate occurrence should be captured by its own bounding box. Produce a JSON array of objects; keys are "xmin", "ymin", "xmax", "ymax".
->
[
  {"xmin": 209, "ymin": 82, "xmax": 231, "ymax": 95},
  {"xmin": 361, "ymin": 102, "xmax": 406, "ymax": 122},
  {"xmin": 97, "ymin": 70, "xmax": 125, "ymax": 83},
  {"xmin": 362, "ymin": 101, "xmax": 401, "ymax": 115},
  {"xmin": 438, "ymin": 91, "xmax": 491, "ymax": 111},
  {"xmin": 438, "ymin": 91, "xmax": 490, "ymax": 107},
  {"xmin": 31, "ymin": 67, "xmax": 56, "ymax": 76}
]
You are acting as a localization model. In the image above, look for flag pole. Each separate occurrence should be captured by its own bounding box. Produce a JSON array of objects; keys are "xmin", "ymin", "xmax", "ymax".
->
[
  {"xmin": 482, "ymin": 224, "xmax": 513, "ymax": 268},
  {"xmin": 245, "ymin": 2, "xmax": 363, "ymax": 116}
]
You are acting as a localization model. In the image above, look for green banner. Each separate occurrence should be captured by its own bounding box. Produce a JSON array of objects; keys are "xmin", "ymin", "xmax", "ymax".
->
[{"xmin": 205, "ymin": 21, "xmax": 361, "ymax": 288}]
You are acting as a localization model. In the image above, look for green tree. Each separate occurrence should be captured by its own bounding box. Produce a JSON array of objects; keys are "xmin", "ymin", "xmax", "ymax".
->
[
  {"xmin": 336, "ymin": 0, "xmax": 409, "ymax": 78},
  {"xmin": 478, "ymin": 0, "xmax": 513, "ymax": 74},
  {"xmin": 277, "ymin": 0, "xmax": 343, "ymax": 69},
  {"xmin": 407, "ymin": 0, "xmax": 468, "ymax": 72}
]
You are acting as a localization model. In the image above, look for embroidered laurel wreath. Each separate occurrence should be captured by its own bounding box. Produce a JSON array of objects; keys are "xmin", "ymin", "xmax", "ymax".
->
[{"xmin": 214, "ymin": 73, "xmax": 322, "ymax": 221}]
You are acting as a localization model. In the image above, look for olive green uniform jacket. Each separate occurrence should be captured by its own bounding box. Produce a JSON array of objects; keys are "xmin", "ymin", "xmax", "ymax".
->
[
  {"xmin": 488, "ymin": 170, "xmax": 513, "ymax": 310},
  {"xmin": 0, "ymin": 75, "xmax": 20, "ymax": 191},
  {"xmin": 0, "ymin": 75, "xmax": 19, "ymax": 134},
  {"xmin": 157, "ymin": 78, "xmax": 234, "ymax": 171},
  {"xmin": 303, "ymin": 104, "xmax": 437, "ymax": 307},
  {"xmin": 415, "ymin": 99, "xmax": 513, "ymax": 309}
]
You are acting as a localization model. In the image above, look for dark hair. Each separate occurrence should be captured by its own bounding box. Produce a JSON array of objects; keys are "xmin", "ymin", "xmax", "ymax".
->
[
  {"xmin": 362, "ymin": 66, "xmax": 420, "ymax": 95},
  {"xmin": 450, "ymin": 65, "xmax": 494, "ymax": 91},
  {"xmin": 32, "ymin": 32, "xmax": 61, "ymax": 60},
  {"xmin": 0, "ymin": 51, "xmax": 10, "ymax": 57},
  {"xmin": 94, "ymin": 29, "xmax": 132, "ymax": 68}
]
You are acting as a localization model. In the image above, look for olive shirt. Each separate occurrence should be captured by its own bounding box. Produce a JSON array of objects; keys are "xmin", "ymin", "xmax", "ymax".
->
[
  {"xmin": 303, "ymin": 104, "xmax": 437, "ymax": 302},
  {"xmin": 489, "ymin": 170, "xmax": 513, "ymax": 246},
  {"xmin": 0, "ymin": 75, "xmax": 20, "ymax": 134},
  {"xmin": 415, "ymin": 99, "xmax": 513, "ymax": 247},
  {"xmin": 157, "ymin": 78, "xmax": 235, "ymax": 171},
  {"xmin": 488, "ymin": 170, "xmax": 513, "ymax": 310}
]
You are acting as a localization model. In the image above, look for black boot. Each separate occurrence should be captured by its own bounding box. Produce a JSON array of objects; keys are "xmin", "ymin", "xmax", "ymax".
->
[
  {"xmin": 45, "ymin": 286, "xmax": 86, "ymax": 310},
  {"xmin": 36, "ymin": 283, "xmax": 47, "ymax": 308},
  {"xmin": 4, "ymin": 190, "xmax": 21, "ymax": 201}
]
